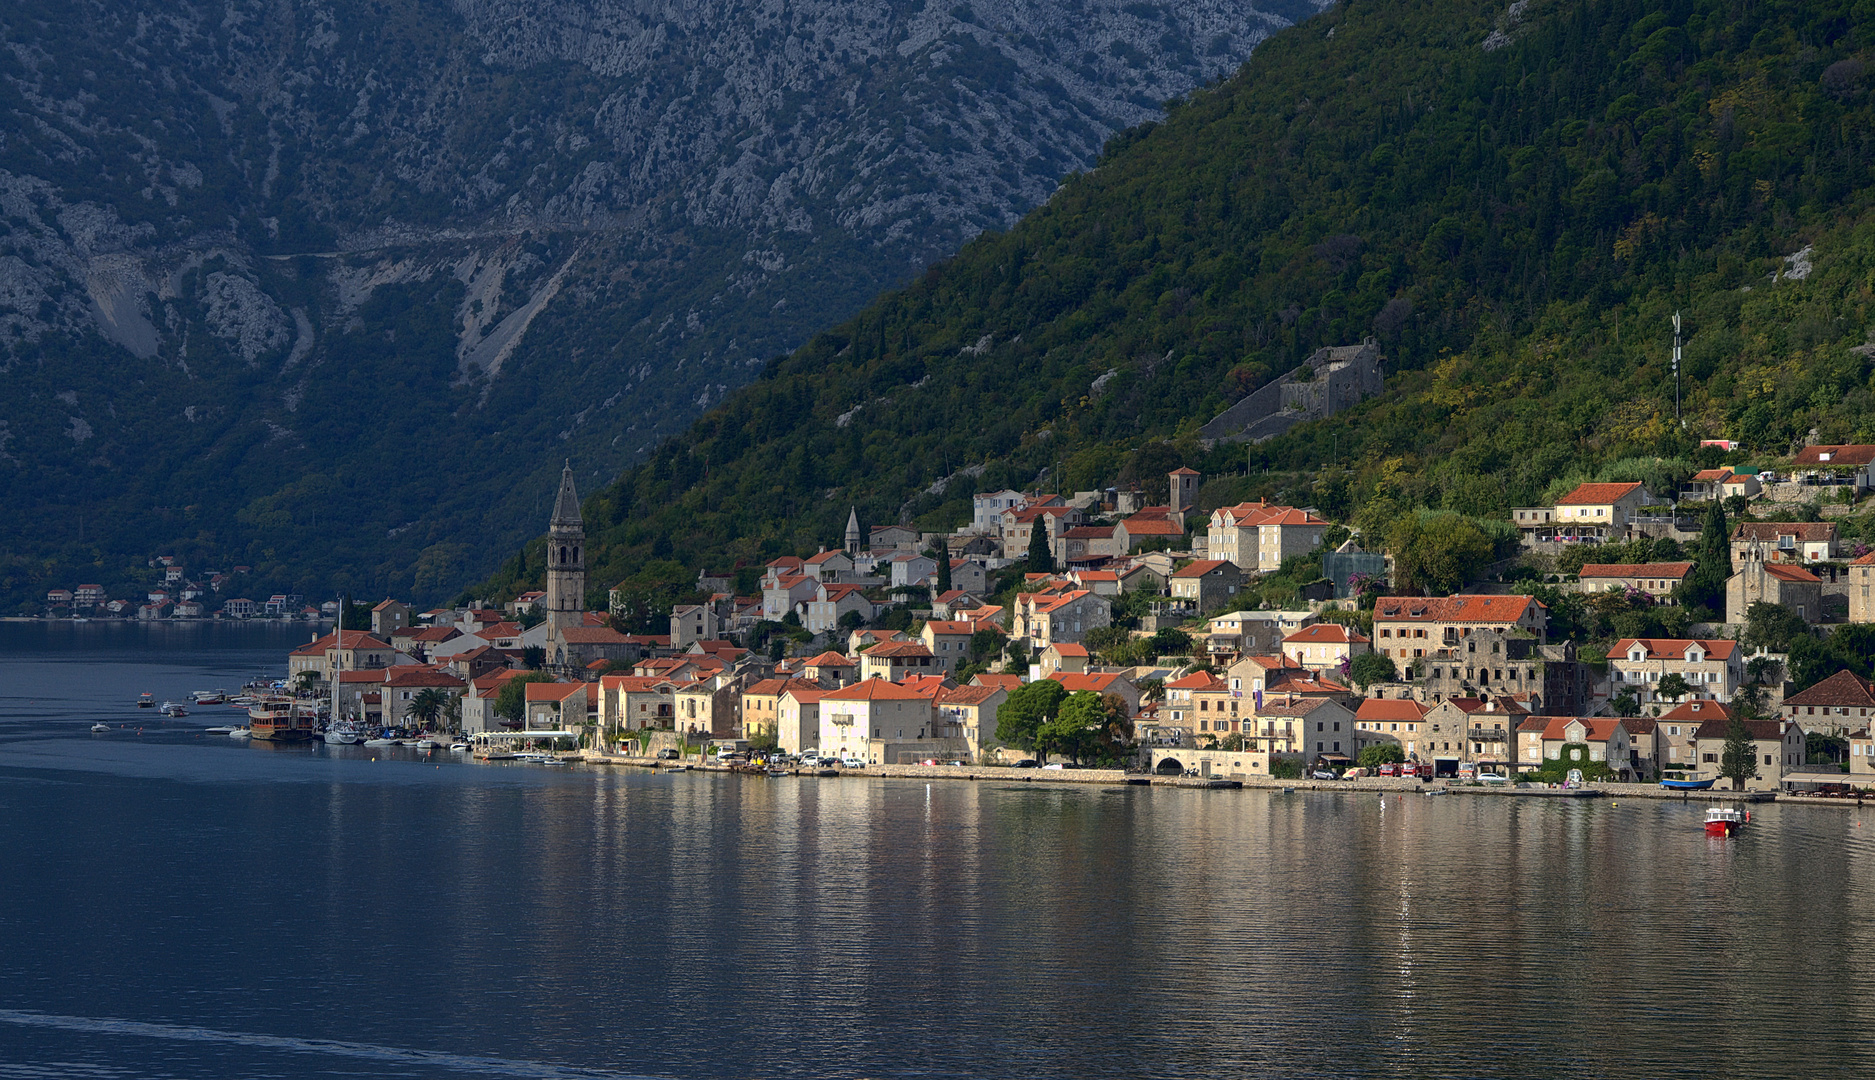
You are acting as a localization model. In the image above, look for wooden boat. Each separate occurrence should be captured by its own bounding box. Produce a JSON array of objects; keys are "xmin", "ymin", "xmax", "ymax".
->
[
  {"xmin": 1706, "ymin": 806, "xmax": 1748, "ymax": 837},
  {"xmin": 1660, "ymin": 777, "xmax": 1717, "ymax": 791},
  {"xmin": 247, "ymin": 697, "xmax": 314, "ymax": 742}
]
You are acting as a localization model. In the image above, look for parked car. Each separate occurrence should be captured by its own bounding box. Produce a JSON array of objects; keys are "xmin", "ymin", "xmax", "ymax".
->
[
  {"xmin": 817, "ymin": 756, "xmax": 840, "ymax": 767},
  {"xmin": 655, "ymin": 748, "xmax": 679, "ymax": 760},
  {"xmin": 840, "ymin": 756, "xmax": 867, "ymax": 769},
  {"xmin": 1013, "ymin": 759, "xmax": 1039, "ymax": 768},
  {"xmin": 1310, "ymin": 769, "xmax": 1337, "ymax": 780},
  {"xmin": 1476, "ymin": 772, "xmax": 1509, "ymax": 784}
]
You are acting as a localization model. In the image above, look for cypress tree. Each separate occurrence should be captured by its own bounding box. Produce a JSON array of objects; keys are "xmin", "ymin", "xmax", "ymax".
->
[
  {"xmin": 1679, "ymin": 498, "xmax": 1732, "ymax": 613},
  {"xmin": 935, "ymin": 536, "xmax": 952, "ymax": 593},
  {"xmin": 1026, "ymin": 518, "xmax": 1055, "ymax": 574}
]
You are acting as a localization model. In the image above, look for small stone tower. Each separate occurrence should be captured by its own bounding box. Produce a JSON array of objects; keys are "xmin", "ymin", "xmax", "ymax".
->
[
  {"xmin": 1169, "ymin": 467, "xmax": 1201, "ymax": 514},
  {"xmin": 544, "ymin": 461, "xmax": 586, "ymax": 632},
  {"xmin": 845, "ymin": 506, "xmax": 861, "ymax": 555}
]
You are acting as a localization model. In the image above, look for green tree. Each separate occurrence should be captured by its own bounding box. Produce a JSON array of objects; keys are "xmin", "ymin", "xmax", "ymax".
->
[
  {"xmin": 1358, "ymin": 743, "xmax": 1405, "ymax": 769},
  {"xmin": 407, "ymin": 687, "xmax": 446, "ymax": 730},
  {"xmin": 522, "ymin": 644, "xmax": 547, "ymax": 670},
  {"xmin": 996, "ymin": 678, "xmax": 1068, "ymax": 754},
  {"xmin": 1655, "ymin": 672, "xmax": 1693, "ymax": 703},
  {"xmin": 1719, "ymin": 718, "xmax": 1761, "ymax": 791},
  {"xmin": 1611, "ymin": 687, "xmax": 1640, "ymax": 717},
  {"xmin": 1387, "ymin": 512, "xmax": 1493, "ymax": 595},
  {"xmin": 493, "ymin": 672, "xmax": 555, "ymax": 727},
  {"xmin": 1147, "ymin": 627, "xmax": 1194, "ymax": 656},
  {"xmin": 1742, "ymin": 602, "xmax": 1809, "ymax": 652},
  {"xmin": 1026, "ymin": 519, "xmax": 1055, "ymax": 574},
  {"xmin": 1348, "ymin": 651, "xmax": 1399, "ymax": 690},
  {"xmin": 339, "ymin": 596, "xmax": 372, "ymax": 631},
  {"xmin": 1677, "ymin": 499, "xmax": 1732, "ymax": 613}
]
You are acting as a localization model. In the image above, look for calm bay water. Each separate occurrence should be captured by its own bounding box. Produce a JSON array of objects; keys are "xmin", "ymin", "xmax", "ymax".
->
[{"xmin": 3, "ymin": 621, "xmax": 1875, "ymax": 1079}]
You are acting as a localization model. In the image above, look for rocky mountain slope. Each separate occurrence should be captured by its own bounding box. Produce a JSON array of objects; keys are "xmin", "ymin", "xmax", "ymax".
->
[{"xmin": 0, "ymin": 0, "xmax": 1327, "ymax": 608}]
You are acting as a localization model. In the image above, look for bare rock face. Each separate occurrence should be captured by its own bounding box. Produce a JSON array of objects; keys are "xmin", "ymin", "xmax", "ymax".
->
[{"xmin": 0, "ymin": 0, "xmax": 1325, "ymax": 598}]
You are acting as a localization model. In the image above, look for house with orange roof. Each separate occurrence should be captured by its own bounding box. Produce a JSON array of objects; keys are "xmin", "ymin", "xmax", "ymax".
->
[
  {"xmin": 776, "ymin": 687, "xmax": 828, "ymax": 754},
  {"xmin": 457, "ymin": 667, "xmax": 534, "ymax": 734},
  {"xmin": 920, "ymin": 620, "xmax": 977, "ymax": 672},
  {"xmin": 1779, "ymin": 669, "xmax": 1875, "ymax": 735},
  {"xmin": 1257, "ymin": 696, "xmax": 1356, "ymax": 764},
  {"xmin": 1060, "ymin": 525, "xmax": 1120, "ymax": 564},
  {"xmin": 1577, "ymin": 562, "xmax": 1696, "ymax": 603},
  {"xmin": 1282, "ymin": 622, "xmax": 1370, "ymax": 672},
  {"xmin": 1169, "ymin": 559, "xmax": 1243, "ymax": 612},
  {"xmin": 860, "ymin": 640, "xmax": 938, "ymax": 682},
  {"xmin": 1067, "ymin": 569, "xmax": 1121, "ymax": 596},
  {"xmin": 805, "ymin": 582, "xmax": 876, "ymax": 634},
  {"xmin": 931, "ymin": 589, "xmax": 982, "ymax": 619},
  {"xmin": 1038, "ymin": 641, "xmax": 1089, "ymax": 677},
  {"xmin": 761, "ymin": 570, "xmax": 819, "ymax": 623},
  {"xmin": 1421, "ymin": 696, "xmax": 1527, "ymax": 772},
  {"xmin": 1372, "ymin": 595, "xmax": 1548, "ymax": 662},
  {"xmin": 1691, "ymin": 717, "xmax": 1803, "ymax": 790},
  {"xmin": 598, "ymin": 674, "xmax": 681, "ymax": 734},
  {"xmin": 1726, "ymin": 560, "xmax": 1823, "ymax": 625},
  {"xmin": 847, "ymin": 627, "xmax": 908, "ymax": 655},
  {"xmin": 1514, "ymin": 481, "xmax": 1651, "ymax": 545},
  {"xmin": 1112, "ymin": 512, "xmax": 1186, "ymax": 554},
  {"xmin": 741, "ymin": 678, "xmax": 826, "ymax": 740},
  {"xmin": 817, "ymin": 678, "xmax": 941, "ymax": 762},
  {"xmin": 1205, "ymin": 502, "xmax": 1330, "ymax": 571},
  {"xmin": 556, "ymin": 624, "xmax": 641, "ymax": 668},
  {"xmin": 971, "ymin": 673, "xmax": 1025, "ymax": 693},
  {"xmin": 1353, "ymin": 698, "xmax": 1431, "ymax": 758},
  {"xmin": 1160, "ymin": 671, "xmax": 1225, "ymax": 731},
  {"xmin": 381, "ymin": 666, "xmax": 468, "ymax": 726},
  {"xmin": 1528, "ymin": 717, "xmax": 1634, "ymax": 779},
  {"xmin": 799, "ymin": 651, "xmax": 859, "ymax": 688},
  {"xmin": 1652, "ymin": 699, "xmax": 1735, "ymax": 772},
  {"xmin": 1732, "ymin": 521, "xmax": 1838, "ymax": 564},
  {"xmin": 1000, "ymin": 504, "xmax": 1084, "ymax": 561},
  {"xmin": 1609, "ymin": 637, "xmax": 1742, "ymax": 706},
  {"xmin": 391, "ymin": 624, "xmax": 462, "ymax": 659},
  {"xmin": 524, "ymin": 681, "xmax": 591, "ymax": 732},
  {"xmin": 1223, "ymin": 652, "xmax": 1308, "ymax": 701},
  {"xmin": 936, "ymin": 684, "xmax": 1006, "ymax": 761},
  {"xmin": 973, "ymin": 489, "xmax": 1028, "ymax": 534},
  {"xmin": 802, "ymin": 548, "xmax": 857, "ymax": 583},
  {"xmin": 1047, "ymin": 671, "xmax": 1140, "ymax": 715},
  {"xmin": 1791, "ymin": 444, "xmax": 1875, "ymax": 491},
  {"xmin": 670, "ymin": 599, "xmax": 726, "ymax": 648},
  {"xmin": 674, "ymin": 675, "xmax": 742, "ymax": 739},
  {"xmin": 1012, "ymin": 588, "xmax": 1111, "ymax": 649},
  {"xmin": 370, "ymin": 599, "xmax": 411, "ymax": 638}
]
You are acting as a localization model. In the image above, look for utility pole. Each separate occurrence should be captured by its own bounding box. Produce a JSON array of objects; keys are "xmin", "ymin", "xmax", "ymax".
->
[{"xmin": 1672, "ymin": 311, "xmax": 1682, "ymax": 425}]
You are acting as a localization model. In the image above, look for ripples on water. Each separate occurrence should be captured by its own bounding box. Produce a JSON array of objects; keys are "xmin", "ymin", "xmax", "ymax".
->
[{"xmin": 3, "ymin": 623, "xmax": 1875, "ymax": 1078}]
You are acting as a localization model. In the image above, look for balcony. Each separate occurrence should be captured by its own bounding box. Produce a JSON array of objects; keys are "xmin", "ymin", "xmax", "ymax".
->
[{"xmin": 1468, "ymin": 727, "xmax": 1508, "ymax": 742}]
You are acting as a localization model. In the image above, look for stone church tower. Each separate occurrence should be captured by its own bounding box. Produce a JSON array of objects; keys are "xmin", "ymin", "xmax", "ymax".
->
[{"xmin": 544, "ymin": 462, "xmax": 586, "ymax": 631}]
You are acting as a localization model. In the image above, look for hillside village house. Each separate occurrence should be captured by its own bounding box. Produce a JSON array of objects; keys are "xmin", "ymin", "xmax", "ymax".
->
[
  {"xmin": 1168, "ymin": 559, "xmax": 1243, "ymax": 612},
  {"xmin": 1732, "ymin": 521, "xmax": 1838, "ymax": 564},
  {"xmin": 1608, "ymin": 638, "xmax": 1742, "ymax": 705},
  {"xmin": 741, "ymin": 678, "xmax": 823, "ymax": 740},
  {"xmin": 935, "ymin": 685, "xmax": 1005, "ymax": 760},
  {"xmin": 860, "ymin": 641, "xmax": 940, "ymax": 681},
  {"xmin": 1205, "ymin": 503, "xmax": 1329, "ymax": 571},
  {"xmin": 1161, "ymin": 672, "xmax": 1222, "ymax": 732},
  {"xmin": 920, "ymin": 620, "xmax": 978, "ymax": 673},
  {"xmin": 1282, "ymin": 622, "xmax": 1370, "ymax": 672},
  {"xmin": 818, "ymin": 679, "xmax": 945, "ymax": 764},
  {"xmin": 1514, "ymin": 481, "xmax": 1649, "ymax": 544},
  {"xmin": 804, "ymin": 583, "xmax": 875, "ymax": 633},
  {"xmin": 1692, "ymin": 718, "xmax": 1803, "ymax": 790},
  {"xmin": 1526, "ymin": 717, "xmax": 1633, "ymax": 779},
  {"xmin": 1653, "ymin": 699, "xmax": 1734, "ymax": 773},
  {"xmin": 1779, "ymin": 669, "xmax": 1875, "ymax": 735},
  {"xmin": 972, "ymin": 490, "xmax": 1026, "ymax": 533},
  {"xmin": 1400, "ymin": 625, "xmax": 1583, "ymax": 715},
  {"xmin": 1037, "ymin": 642, "xmax": 1089, "ymax": 676},
  {"xmin": 1048, "ymin": 671, "xmax": 1142, "ymax": 715},
  {"xmin": 1422, "ymin": 696, "xmax": 1527, "ymax": 772},
  {"xmin": 1726, "ymin": 560, "xmax": 1822, "ymax": 625},
  {"xmin": 1576, "ymin": 562, "xmax": 1694, "ymax": 602},
  {"xmin": 1012, "ymin": 588, "xmax": 1111, "ymax": 648},
  {"xmin": 1682, "ymin": 467, "xmax": 1760, "ymax": 501},
  {"xmin": 599, "ymin": 675, "xmax": 679, "ymax": 732},
  {"xmin": 1791, "ymin": 444, "xmax": 1875, "ymax": 491},
  {"xmin": 1353, "ymin": 697, "xmax": 1431, "ymax": 757},
  {"xmin": 381, "ymin": 667, "xmax": 467, "ymax": 726},
  {"xmin": 775, "ymin": 688, "xmax": 826, "ymax": 754},
  {"xmin": 1000, "ymin": 505, "xmax": 1083, "ymax": 560},
  {"xmin": 525, "ymin": 681, "xmax": 591, "ymax": 733},
  {"xmin": 1853, "ymin": 553, "xmax": 1875, "ymax": 623},
  {"xmin": 1371, "ymin": 595, "xmax": 1547, "ymax": 662}
]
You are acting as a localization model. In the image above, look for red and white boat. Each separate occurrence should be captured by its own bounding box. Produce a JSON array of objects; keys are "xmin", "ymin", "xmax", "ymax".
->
[{"xmin": 1705, "ymin": 807, "xmax": 1748, "ymax": 837}]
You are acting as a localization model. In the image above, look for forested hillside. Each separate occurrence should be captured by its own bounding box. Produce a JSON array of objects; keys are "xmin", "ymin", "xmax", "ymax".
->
[{"xmin": 486, "ymin": 0, "xmax": 1875, "ymax": 613}]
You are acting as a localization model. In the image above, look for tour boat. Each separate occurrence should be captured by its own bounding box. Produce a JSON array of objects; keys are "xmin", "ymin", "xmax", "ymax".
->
[
  {"xmin": 247, "ymin": 697, "xmax": 314, "ymax": 742},
  {"xmin": 1705, "ymin": 807, "xmax": 1748, "ymax": 837},
  {"xmin": 1661, "ymin": 777, "xmax": 1717, "ymax": 791}
]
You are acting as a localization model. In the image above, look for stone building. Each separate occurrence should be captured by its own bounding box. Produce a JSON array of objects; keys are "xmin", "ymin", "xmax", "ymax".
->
[
  {"xmin": 544, "ymin": 463, "xmax": 586, "ymax": 634},
  {"xmin": 1726, "ymin": 559, "xmax": 1822, "ymax": 625},
  {"xmin": 1199, "ymin": 340, "xmax": 1384, "ymax": 445}
]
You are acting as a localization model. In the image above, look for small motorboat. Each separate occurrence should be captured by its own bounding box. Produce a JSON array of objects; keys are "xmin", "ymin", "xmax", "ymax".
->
[
  {"xmin": 1661, "ymin": 777, "xmax": 1716, "ymax": 791},
  {"xmin": 136, "ymin": 693, "xmax": 155, "ymax": 708},
  {"xmin": 228, "ymin": 727, "xmax": 252, "ymax": 739},
  {"xmin": 161, "ymin": 703, "xmax": 189, "ymax": 718},
  {"xmin": 193, "ymin": 690, "xmax": 227, "ymax": 705},
  {"xmin": 201, "ymin": 726, "xmax": 235, "ymax": 735},
  {"xmin": 411, "ymin": 738, "xmax": 443, "ymax": 750},
  {"xmin": 363, "ymin": 737, "xmax": 400, "ymax": 747},
  {"xmin": 90, "ymin": 722, "xmax": 110, "ymax": 733},
  {"xmin": 1706, "ymin": 806, "xmax": 1748, "ymax": 837},
  {"xmin": 449, "ymin": 742, "xmax": 470, "ymax": 752}
]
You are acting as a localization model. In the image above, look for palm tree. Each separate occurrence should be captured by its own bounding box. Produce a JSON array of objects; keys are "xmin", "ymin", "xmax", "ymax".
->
[{"xmin": 408, "ymin": 688, "xmax": 446, "ymax": 731}]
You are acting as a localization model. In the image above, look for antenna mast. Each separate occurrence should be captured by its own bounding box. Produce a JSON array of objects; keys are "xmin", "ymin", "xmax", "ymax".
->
[{"xmin": 1672, "ymin": 311, "xmax": 1682, "ymax": 424}]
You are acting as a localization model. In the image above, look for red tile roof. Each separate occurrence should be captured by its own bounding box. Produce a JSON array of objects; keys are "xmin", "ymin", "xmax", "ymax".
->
[
  {"xmin": 1284, "ymin": 623, "xmax": 1370, "ymax": 645},
  {"xmin": 1762, "ymin": 563, "xmax": 1821, "ymax": 583},
  {"xmin": 937, "ymin": 685, "xmax": 1003, "ymax": 706},
  {"xmin": 1120, "ymin": 516, "xmax": 1184, "ymax": 536},
  {"xmin": 1354, "ymin": 698, "xmax": 1430, "ymax": 722},
  {"xmin": 1782, "ymin": 669, "xmax": 1875, "ymax": 709},
  {"xmin": 1577, "ymin": 562, "xmax": 1695, "ymax": 579},
  {"xmin": 803, "ymin": 651, "xmax": 856, "ymax": 667},
  {"xmin": 821, "ymin": 680, "xmax": 933, "ymax": 701},
  {"xmin": 1555, "ymin": 481, "xmax": 1643, "ymax": 505},
  {"xmin": 1610, "ymin": 638, "xmax": 1738, "ymax": 661},
  {"xmin": 1658, "ymin": 700, "xmax": 1736, "ymax": 722},
  {"xmin": 560, "ymin": 627, "xmax": 633, "ymax": 644},
  {"xmin": 1171, "ymin": 559, "xmax": 1236, "ymax": 578},
  {"xmin": 1733, "ymin": 522, "xmax": 1836, "ymax": 543},
  {"xmin": 1695, "ymin": 718, "xmax": 1786, "ymax": 741},
  {"xmin": 1537, "ymin": 717, "xmax": 1626, "ymax": 743},
  {"xmin": 864, "ymin": 641, "xmax": 935, "ymax": 658},
  {"xmin": 1048, "ymin": 672, "xmax": 1131, "ymax": 695},
  {"xmin": 1794, "ymin": 444, "xmax": 1875, "ymax": 466},
  {"xmin": 971, "ymin": 674, "xmax": 1025, "ymax": 692},
  {"xmin": 1372, "ymin": 595, "xmax": 1542, "ymax": 624},
  {"xmin": 924, "ymin": 621, "xmax": 975, "ymax": 635}
]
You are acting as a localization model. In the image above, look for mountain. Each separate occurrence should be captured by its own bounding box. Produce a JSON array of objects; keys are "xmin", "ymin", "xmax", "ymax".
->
[
  {"xmin": 487, "ymin": 0, "xmax": 1875, "ymax": 615},
  {"xmin": 0, "ymin": 0, "xmax": 1326, "ymax": 612}
]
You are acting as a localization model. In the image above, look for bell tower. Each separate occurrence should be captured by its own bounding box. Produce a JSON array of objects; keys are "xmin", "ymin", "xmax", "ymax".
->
[{"xmin": 544, "ymin": 461, "xmax": 586, "ymax": 631}]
